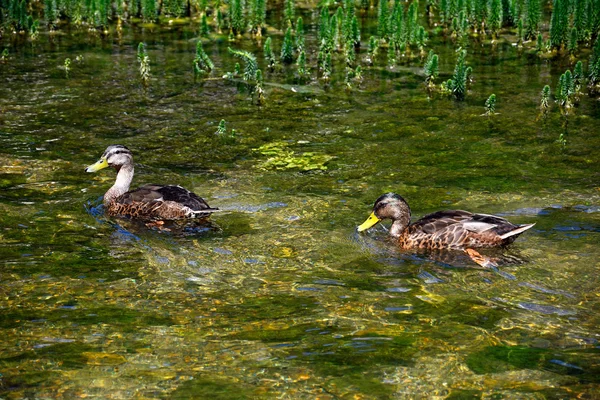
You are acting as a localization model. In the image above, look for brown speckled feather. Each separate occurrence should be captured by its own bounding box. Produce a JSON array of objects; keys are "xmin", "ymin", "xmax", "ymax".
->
[{"xmin": 107, "ymin": 184, "xmax": 218, "ymax": 220}]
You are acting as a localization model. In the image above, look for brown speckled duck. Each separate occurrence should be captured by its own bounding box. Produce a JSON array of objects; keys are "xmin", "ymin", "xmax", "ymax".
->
[
  {"xmin": 357, "ymin": 193, "xmax": 535, "ymax": 250},
  {"xmin": 85, "ymin": 145, "xmax": 218, "ymax": 221}
]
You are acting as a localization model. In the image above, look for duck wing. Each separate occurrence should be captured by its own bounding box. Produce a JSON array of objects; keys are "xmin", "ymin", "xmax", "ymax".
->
[
  {"xmin": 411, "ymin": 210, "xmax": 534, "ymax": 248},
  {"xmin": 113, "ymin": 184, "xmax": 218, "ymax": 220}
]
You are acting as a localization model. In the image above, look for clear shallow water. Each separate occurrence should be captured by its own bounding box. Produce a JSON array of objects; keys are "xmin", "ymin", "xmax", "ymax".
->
[{"xmin": 1, "ymin": 11, "xmax": 600, "ymax": 399}]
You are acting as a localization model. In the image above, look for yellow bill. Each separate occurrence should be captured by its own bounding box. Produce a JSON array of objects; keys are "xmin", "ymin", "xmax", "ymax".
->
[
  {"xmin": 357, "ymin": 212, "xmax": 381, "ymax": 232},
  {"xmin": 85, "ymin": 157, "xmax": 109, "ymax": 172}
]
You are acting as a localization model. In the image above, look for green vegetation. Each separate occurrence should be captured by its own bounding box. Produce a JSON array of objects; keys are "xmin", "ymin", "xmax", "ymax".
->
[
  {"xmin": 137, "ymin": 42, "xmax": 150, "ymax": 88},
  {"xmin": 193, "ymin": 41, "xmax": 214, "ymax": 78},
  {"xmin": 484, "ymin": 94, "xmax": 496, "ymax": 116},
  {"xmin": 445, "ymin": 49, "xmax": 471, "ymax": 100},
  {"xmin": 423, "ymin": 50, "xmax": 439, "ymax": 89}
]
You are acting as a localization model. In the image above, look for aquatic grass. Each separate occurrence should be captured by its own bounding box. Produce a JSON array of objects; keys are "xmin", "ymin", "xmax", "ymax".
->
[
  {"xmin": 525, "ymin": 0, "xmax": 541, "ymax": 40},
  {"xmin": 284, "ymin": 0, "xmax": 295, "ymax": 26},
  {"xmin": 556, "ymin": 69, "xmax": 575, "ymax": 114}
]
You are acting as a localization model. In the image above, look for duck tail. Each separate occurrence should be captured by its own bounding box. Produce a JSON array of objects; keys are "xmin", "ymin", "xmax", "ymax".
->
[
  {"xmin": 192, "ymin": 207, "xmax": 220, "ymax": 215},
  {"xmin": 500, "ymin": 223, "xmax": 536, "ymax": 240}
]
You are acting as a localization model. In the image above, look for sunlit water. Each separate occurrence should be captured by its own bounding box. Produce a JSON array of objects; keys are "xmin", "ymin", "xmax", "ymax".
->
[{"xmin": 1, "ymin": 10, "xmax": 600, "ymax": 399}]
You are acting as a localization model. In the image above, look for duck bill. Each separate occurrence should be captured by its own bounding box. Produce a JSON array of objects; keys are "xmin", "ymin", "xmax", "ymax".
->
[
  {"xmin": 85, "ymin": 158, "xmax": 108, "ymax": 172},
  {"xmin": 357, "ymin": 212, "xmax": 381, "ymax": 232}
]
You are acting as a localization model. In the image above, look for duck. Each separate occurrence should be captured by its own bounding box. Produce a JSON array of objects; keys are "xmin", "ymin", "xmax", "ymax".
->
[
  {"xmin": 357, "ymin": 193, "xmax": 535, "ymax": 250},
  {"xmin": 85, "ymin": 145, "xmax": 218, "ymax": 221}
]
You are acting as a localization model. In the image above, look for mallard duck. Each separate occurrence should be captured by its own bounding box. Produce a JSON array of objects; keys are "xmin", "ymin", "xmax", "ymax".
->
[
  {"xmin": 85, "ymin": 145, "xmax": 218, "ymax": 221},
  {"xmin": 357, "ymin": 193, "xmax": 535, "ymax": 250}
]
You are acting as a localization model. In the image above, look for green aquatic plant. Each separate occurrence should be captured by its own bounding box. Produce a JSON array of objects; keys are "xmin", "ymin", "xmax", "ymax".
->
[
  {"xmin": 255, "ymin": 69, "xmax": 265, "ymax": 104},
  {"xmin": 45, "ymin": 0, "xmax": 58, "ymax": 30},
  {"xmin": 423, "ymin": 50, "xmax": 439, "ymax": 89},
  {"xmin": 137, "ymin": 42, "xmax": 151, "ymax": 88},
  {"xmin": 539, "ymin": 84, "xmax": 551, "ymax": 117},
  {"xmin": 228, "ymin": 47, "xmax": 258, "ymax": 81},
  {"xmin": 589, "ymin": 38, "xmax": 600, "ymax": 92},
  {"xmin": 1, "ymin": 48, "xmax": 8, "ymax": 61},
  {"xmin": 568, "ymin": 28, "xmax": 578, "ymax": 56},
  {"xmin": 63, "ymin": 58, "xmax": 71, "ymax": 78},
  {"xmin": 517, "ymin": 19, "xmax": 524, "ymax": 46},
  {"xmin": 230, "ymin": 0, "xmax": 245, "ymax": 36},
  {"xmin": 484, "ymin": 94, "xmax": 496, "ymax": 116},
  {"xmin": 549, "ymin": 0, "xmax": 568, "ymax": 49},
  {"xmin": 193, "ymin": 41, "xmax": 214, "ymax": 77},
  {"xmin": 251, "ymin": 0, "xmax": 266, "ymax": 35},
  {"xmin": 447, "ymin": 49, "xmax": 470, "ymax": 100},
  {"xmin": 414, "ymin": 26, "xmax": 427, "ymax": 54},
  {"xmin": 387, "ymin": 41, "xmax": 397, "ymax": 68},
  {"xmin": 142, "ymin": 0, "xmax": 157, "ymax": 22},
  {"xmin": 297, "ymin": 50, "xmax": 308, "ymax": 79},
  {"xmin": 345, "ymin": 38, "xmax": 356, "ymax": 66},
  {"xmin": 318, "ymin": 7, "xmax": 330, "ymax": 44},
  {"xmin": 263, "ymin": 37, "xmax": 276, "ymax": 71},
  {"xmin": 367, "ymin": 36, "xmax": 379, "ymax": 65},
  {"xmin": 281, "ymin": 27, "xmax": 294, "ymax": 64},
  {"xmin": 215, "ymin": 119, "xmax": 236, "ymax": 142},
  {"xmin": 524, "ymin": 0, "xmax": 541, "ymax": 39},
  {"xmin": 284, "ymin": 0, "xmax": 295, "ymax": 26},
  {"xmin": 200, "ymin": 14, "xmax": 210, "ymax": 36},
  {"xmin": 254, "ymin": 141, "xmax": 334, "ymax": 171},
  {"xmin": 488, "ymin": 0, "xmax": 503, "ymax": 39},
  {"xmin": 377, "ymin": 0, "xmax": 389, "ymax": 39},
  {"xmin": 556, "ymin": 69, "xmax": 575, "ymax": 113},
  {"xmin": 295, "ymin": 17, "xmax": 305, "ymax": 51}
]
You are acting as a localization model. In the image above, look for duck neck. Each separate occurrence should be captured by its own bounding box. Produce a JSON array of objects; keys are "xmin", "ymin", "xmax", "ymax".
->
[
  {"xmin": 104, "ymin": 164, "xmax": 133, "ymax": 205},
  {"xmin": 389, "ymin": 217, "xmax": 410, "ymax": 238}
]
